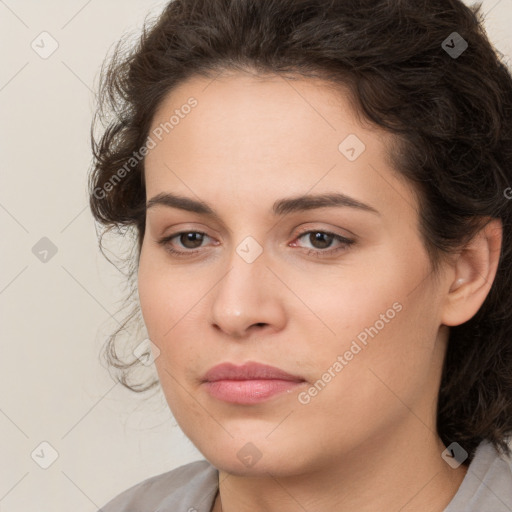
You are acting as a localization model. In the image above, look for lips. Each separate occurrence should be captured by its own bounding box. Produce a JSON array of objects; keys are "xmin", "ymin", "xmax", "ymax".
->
[
  {"xmin": 201, "ymin": 362, "xmax": 306, "ymax": 404},
  {"xmin": 202, "ymin": 361, "xmax": 305, "ymax": 383}
]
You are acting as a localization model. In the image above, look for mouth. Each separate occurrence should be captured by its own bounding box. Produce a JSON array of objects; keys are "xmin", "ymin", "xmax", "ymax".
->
[{"xmin": 201, "ymin": 361, "xmax": 307, "ymax": 404}]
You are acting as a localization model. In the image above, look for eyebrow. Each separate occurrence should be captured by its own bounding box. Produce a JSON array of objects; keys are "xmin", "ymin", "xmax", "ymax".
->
[{"xmin": 146, "ymin": 191, "xmax": 380, "ymax": 218}]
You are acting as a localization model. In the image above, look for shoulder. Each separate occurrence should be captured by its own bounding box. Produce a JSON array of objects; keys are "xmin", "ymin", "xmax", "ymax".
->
[
  {"xmin": 99, "ymin": 460, "xmax": 219, "ymax": 512},
  {"xmin": 444, "ymin": 438, "xmax": 512, "ymax": 512}
]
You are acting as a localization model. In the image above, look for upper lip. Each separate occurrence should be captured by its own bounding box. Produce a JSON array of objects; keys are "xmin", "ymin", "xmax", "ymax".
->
[{"xmin": 202, "ymin": 362, "xmax": 305, "ymax": 382}]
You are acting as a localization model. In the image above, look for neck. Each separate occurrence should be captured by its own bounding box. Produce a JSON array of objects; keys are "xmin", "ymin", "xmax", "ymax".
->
[{"xmin": 212, "ymin": 422, "xmax": 467, "ymax": 512}]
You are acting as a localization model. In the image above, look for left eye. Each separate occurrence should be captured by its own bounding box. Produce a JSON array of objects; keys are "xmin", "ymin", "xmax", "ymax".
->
[{"xmin": 292, "ymin": 230, "xmax": 354, "ymax": 253}]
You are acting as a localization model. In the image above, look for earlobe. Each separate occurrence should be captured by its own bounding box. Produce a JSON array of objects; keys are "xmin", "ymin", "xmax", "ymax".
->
[{"xmin": 441, "ymin": 218, "xmax": 502, "ymax": 327}]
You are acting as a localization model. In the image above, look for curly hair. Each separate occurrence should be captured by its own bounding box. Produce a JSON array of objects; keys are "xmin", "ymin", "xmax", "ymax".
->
[{"xmin": 88, "ymin": 0, "xmax": 512, "ymax": 463}]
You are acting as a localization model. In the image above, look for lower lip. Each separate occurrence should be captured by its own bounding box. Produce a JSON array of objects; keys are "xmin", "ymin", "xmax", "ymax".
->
[{"xmin": 203, "ymin": 379, "xmax": 305, "ymax": 404}]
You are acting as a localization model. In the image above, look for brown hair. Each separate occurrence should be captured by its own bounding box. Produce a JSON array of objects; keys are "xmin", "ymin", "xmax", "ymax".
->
[{"xmin": 89, "ymin": 0, "xmax": 512, "ymax": 462}]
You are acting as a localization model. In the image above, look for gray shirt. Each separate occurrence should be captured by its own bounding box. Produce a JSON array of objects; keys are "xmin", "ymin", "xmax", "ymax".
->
[{"xmin": 100, "ymin": 440, "xmax": 512, "ymax": 512}]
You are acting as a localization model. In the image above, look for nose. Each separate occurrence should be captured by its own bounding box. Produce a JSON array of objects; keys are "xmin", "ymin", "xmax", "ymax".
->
[{"xmin": 208, "ymin": 245, "xmax": 287, "ymax": 339}]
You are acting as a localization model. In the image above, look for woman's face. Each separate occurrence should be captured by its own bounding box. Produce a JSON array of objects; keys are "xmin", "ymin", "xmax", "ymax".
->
[{"xmin": 138, "ymin": 71, "xmax": 452, "ymax": 475}]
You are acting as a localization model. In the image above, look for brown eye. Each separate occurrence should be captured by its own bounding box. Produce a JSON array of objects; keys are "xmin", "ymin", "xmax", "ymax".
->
[
  {"xmin": 292, "ymin": 229, "xmax": 355, "ymax": 258},
  {"xmin": 157, "ymin": 231, "xmax": 212, "ymax": 256},
  {"xmin": 178, "ymin": 232, "xmax": 205, "ymax": 249},
  {"xmin": 307, "ymin": 232, "xmax": 335, "ymax": 249}
]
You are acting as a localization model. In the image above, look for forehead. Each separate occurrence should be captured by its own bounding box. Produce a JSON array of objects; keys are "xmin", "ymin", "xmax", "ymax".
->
[
  {"xmin": 147, "ymin": 71, "xmax": 367, "ymax": 160},
  {"xmin": 144, "ymin": 71, "xmax": 416, "ymax": 221}
]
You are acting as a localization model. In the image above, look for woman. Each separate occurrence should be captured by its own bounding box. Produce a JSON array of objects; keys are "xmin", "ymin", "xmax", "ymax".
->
[{"xmin": 89, "ymin": 0, "xmax": 512, "ymax": 510}]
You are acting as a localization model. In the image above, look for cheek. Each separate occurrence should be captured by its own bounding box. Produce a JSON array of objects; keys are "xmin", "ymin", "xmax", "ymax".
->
[
  {"xmin": 137, "ymin": 249, "xmax": 211, "ymax": 395},
  {"xmin": 283, "ymin": 254, "xmax": 412, "ymax": 349},
  {"xmin": 137, "ymin": 261, "xmax": 167, "ymax": 341},
  {"xmin": 294, "ymin": 246, "xmax": 438, "ymax": 405},
  {"xmin": 137, "ymin": 246, "xmax": 203, "ymax": 341},
  {"xmin": 137, "ymin": 260, "xmax": 194, "ymax": 410},
  {"xmin": 287, "ymin": 297, "xmax": 439, "ymax": 458}
]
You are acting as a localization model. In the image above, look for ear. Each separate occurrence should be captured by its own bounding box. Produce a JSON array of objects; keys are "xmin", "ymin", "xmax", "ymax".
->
[{"xmin": 441, "ymin": 217, "xmax": 502, "ymax": 327}]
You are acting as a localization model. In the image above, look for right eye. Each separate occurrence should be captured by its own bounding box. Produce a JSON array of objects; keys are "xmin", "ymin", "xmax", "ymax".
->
[{"xmin": 157, "ymin": 231, "xmax": 214, "ymax": 256}]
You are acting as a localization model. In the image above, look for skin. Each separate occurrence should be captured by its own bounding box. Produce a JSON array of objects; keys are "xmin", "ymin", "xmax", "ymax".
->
[{"xmin": 137, "ymin": 70, "xmax": 502, "ymax": 512}]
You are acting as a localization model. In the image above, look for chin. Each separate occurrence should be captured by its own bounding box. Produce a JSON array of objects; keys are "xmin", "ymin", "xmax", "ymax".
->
[
  {"xmin": 193, "ymin": 435, "xmax": 311, "ymax": 477},
  {"xmin": 204, "ymin": 452, "xmax": 292, "ymax": 477}
]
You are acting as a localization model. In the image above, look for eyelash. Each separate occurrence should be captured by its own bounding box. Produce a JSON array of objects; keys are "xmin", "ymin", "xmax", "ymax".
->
[{"xmin": 157, "ymin": 229, "xmax": 355, "ymax": 258}]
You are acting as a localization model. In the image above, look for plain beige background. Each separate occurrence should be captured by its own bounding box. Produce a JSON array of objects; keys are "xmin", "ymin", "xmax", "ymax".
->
[{"xmin": 0, "ymin": 1, "xmax": 511, "ymax": 510}]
